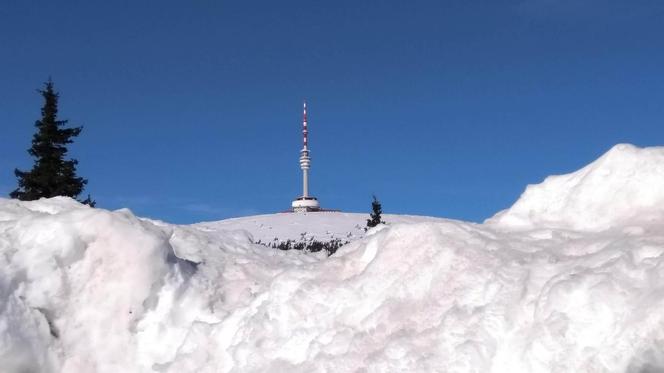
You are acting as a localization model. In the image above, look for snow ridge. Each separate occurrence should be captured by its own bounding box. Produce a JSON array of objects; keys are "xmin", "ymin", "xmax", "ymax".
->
[
  {"xmin": 488, "ymin": 144, "xmax": 664, "ymax": 231},
  {"xmin": 1, "ymin": 144, "xmax": 664, "ymax": 372}
]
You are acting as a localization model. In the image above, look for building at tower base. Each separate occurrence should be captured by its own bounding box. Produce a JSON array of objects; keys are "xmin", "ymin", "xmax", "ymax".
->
[{"xmin": 292, "ymin": 196, "xmax": 320, "ymax": 212}]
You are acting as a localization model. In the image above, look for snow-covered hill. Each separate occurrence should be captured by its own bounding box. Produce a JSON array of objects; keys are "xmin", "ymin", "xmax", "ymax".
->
[
  {"xmin": 2, "ymin": 144, "xmax": 664, "ymax": 372},
  {"xmin": 195, "ymin": 212, "xmax": 447, "ymax": 244}
]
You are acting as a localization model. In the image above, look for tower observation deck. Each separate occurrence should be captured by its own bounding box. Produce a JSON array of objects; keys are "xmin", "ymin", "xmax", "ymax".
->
[{"xmin": 292, "ymin": 101, "xmax": 321, "ymax": 212}]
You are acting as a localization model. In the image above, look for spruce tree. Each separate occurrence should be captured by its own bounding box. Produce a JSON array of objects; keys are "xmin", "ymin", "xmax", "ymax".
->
[
  {"xmin": 366, "ymin": 194, "xmax": 384, "ymax": 228},
  {"xmin": 10, "ymin": 79, "xmax": 95, "ymax": 206}
]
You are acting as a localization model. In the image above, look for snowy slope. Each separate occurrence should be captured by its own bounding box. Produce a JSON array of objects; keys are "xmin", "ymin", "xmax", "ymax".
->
[
  {"xmin": 1, "ymin": 144, "xmax": 664, "ymax": 372},
  {"xmin": 488, "ymin": 143, "xmax": 664, "ymax": 231},
  {"xmin": 195, "ymin": 212, "xmax": 447, "ymax": 244}
]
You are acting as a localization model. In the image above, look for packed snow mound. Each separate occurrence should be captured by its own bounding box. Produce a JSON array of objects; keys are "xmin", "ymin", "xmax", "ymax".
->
[
  {"xmin": 0, "ymin": 196, "xmax": 83, "ymax": 220},
  {"xmin": 4, "ymin": 144, "xmax": 664, "ymax": 372},
  {"xmin": 2, "ymin": 193, "xmax": 664, "ymax": 372},
  {"xmin": 0, "ymin": 197, "xmax": 331, "ymax": 373},
  {"xmin": 488, "ymin": 143, "xmax": 664, "ymax": 231}
]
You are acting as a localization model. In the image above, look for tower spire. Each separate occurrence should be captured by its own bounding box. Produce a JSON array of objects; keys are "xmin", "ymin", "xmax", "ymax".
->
[{"xmin": 303, "ymin": 101, "xmax": 308, "ymax": 149}]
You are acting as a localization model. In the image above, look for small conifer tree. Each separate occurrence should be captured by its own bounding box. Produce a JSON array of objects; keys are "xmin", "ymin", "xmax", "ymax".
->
[
  {"xmin": 10, "ymin": 79, "xmax": 95, "ymax": 206},
  {"xmin": 366, "ymin": 195, "xmax": 384, "ymax": 228}
]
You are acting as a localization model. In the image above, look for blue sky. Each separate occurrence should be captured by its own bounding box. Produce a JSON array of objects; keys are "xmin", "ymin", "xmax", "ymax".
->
[{"xmin": 1, "ymin": 0, "xmax": 663, "ymax": 223}]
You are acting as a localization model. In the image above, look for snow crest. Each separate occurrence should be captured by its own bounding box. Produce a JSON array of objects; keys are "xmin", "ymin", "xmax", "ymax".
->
[
  {"xmin": 488, "ymin": 144, "xmax": 664, "ymax": 231},
  {"xmin": 1, "ymin": 144, "xmax": 664, "ymax": 372}
]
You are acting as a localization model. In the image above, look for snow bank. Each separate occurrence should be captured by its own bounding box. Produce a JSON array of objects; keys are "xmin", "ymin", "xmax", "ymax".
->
[
  {"xmin": 0, "ymin": 197, "xmax": 317, "ymax": 372},
  {"xmin": 2, "ymin": 144, "xmax": 664, "ymax": 372},
  {"xmin": 488, "ymin": 144, "xmax": 664, "ymax": 231}
]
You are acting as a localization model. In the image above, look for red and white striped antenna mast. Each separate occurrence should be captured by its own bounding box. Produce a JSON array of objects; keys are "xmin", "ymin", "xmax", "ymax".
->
[{"xmin": 302, "ymin": 100, "xmax": 308, "ymax": 149}]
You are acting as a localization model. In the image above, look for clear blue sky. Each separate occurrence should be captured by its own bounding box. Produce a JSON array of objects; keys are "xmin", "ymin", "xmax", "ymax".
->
[{"xmin": 1, "ymin": 0, "xmax": 663, "ymax": 223}]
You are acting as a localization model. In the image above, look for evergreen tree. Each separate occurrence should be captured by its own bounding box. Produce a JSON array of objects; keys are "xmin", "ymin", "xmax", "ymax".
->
[
  {"xmin": 366, "ymin": 194, "xmax": 384, "ymax": 228},
  {"xmin": 10, "ymin": 80, "xmax": 95, "ymax": 206}
]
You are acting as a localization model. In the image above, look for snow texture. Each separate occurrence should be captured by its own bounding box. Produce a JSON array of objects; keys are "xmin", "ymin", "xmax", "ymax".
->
[{"xmin": 1, "ymin": 143, "xmax": 664, "ymax": 372}]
